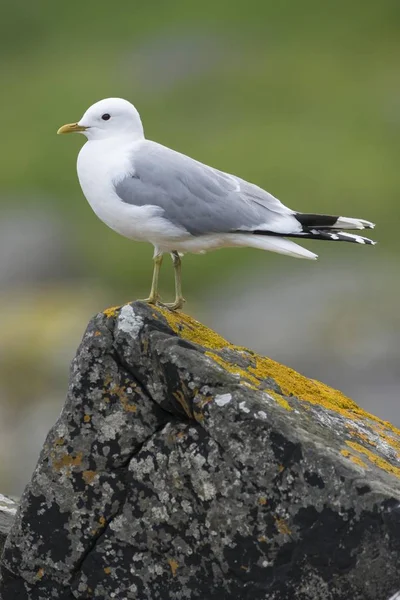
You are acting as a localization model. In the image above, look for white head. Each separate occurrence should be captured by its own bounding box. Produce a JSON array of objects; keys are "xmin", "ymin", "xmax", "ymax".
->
[{"xmin": 57, "ymin": 98, "xmax": 145, "ymax": 141}]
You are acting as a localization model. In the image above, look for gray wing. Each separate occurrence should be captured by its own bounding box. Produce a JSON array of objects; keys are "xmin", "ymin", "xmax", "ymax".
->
[{"xmin": 114, "ymin": 141, "xmax": 295, "ymax": 236}]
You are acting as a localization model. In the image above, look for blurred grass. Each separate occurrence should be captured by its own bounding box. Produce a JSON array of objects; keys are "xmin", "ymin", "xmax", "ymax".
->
[{"xmin": 1, "ymin": 0, "xmax": 399, "ymax": 299}]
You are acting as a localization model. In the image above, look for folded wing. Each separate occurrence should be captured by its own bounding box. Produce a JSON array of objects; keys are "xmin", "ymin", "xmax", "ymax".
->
[{"xmin": 114, "ymin": 141, "xmax": 300, "ymax": 236}]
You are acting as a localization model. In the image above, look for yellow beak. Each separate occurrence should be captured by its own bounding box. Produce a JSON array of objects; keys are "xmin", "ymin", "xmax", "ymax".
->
[{"xmin": 57, "ymin": 122, "xmax": 87, "ymax": 135}]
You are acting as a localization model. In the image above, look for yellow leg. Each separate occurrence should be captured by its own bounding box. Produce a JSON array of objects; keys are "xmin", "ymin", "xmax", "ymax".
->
[
  {"xmin": 140, "ymin": 254, "xmax": 163, "ymax": 304},
  {"xmin": 162, "ymin": 251, "xmax": 186, "ymax": 311}
]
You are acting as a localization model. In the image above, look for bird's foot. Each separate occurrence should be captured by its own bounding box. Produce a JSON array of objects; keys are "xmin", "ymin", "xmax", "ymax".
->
[
  {"xmin": 159, "ymin": 297, "xmax": 186, "ymax": 311},
  {"xmin": 138, "ymin": 294, "xmax": 162, "ymax": 305}
]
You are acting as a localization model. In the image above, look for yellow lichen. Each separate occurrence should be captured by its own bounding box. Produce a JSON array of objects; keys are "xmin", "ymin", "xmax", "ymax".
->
[
  {"xmin": 204, "ymin": 352, "xmax": 259, "ymax": 387},
  {"xmin": 267, "ymin": 390, "xmax": 293, "ymax": 411},
  {"xmin": 168, "ymin": 558, "xmax": 179, "ymax": 577},
  {"xmin": 103, "ymin": 306, "xmax": 121, "ymax": 319},
  {"xmin": 84, "ymin": 414, "xmax": 91, "ymax": 423},
  {"xmin": 36, "ymin": 568, "xmax": 44, "ymax": 580},
  {"xmin": 340, "ymin": 449, "xmax": 367, "ymax": 468},
  {"xmin": 258, "ymin": 496, "xmax": 267, "ymax": 505},
  {"xmin": 345, "ymin": 441, "xmax": 400, "ymax": 478},
  {"xmin": 248, "ymin": 356, "xmax": 363, "ymax": 419},
  {"xmin": 346, "ymin": 426, "xmax": 376, "ymax": 447},
  {"xmin": 156, "ymin": 307, "xmax": 231, "ymax": 350},
  {"xmin": 151, "ymin": 308, "xmax": 400, "ymax": 470},
  {"xmin": 104, "ymin": 567, "xmax": 111, "ymax": 575},
  {"xmin": 374, "ymin": 424, "xmax": 400, "ymax": 459}
]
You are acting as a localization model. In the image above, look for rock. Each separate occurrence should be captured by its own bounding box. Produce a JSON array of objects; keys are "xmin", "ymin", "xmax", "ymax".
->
[
  {"xmin": 0, "ymin": 496, "xmax": 17, "ymax": 554},
  {"xmin": 0, "ymin": 301, "xmax": 399, "ymax": 600}
]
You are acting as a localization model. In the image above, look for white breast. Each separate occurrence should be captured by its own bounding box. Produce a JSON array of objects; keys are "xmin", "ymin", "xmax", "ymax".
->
[{"xmin": 76, "ymin": 139, "xmax": 184, "ymax": 245}]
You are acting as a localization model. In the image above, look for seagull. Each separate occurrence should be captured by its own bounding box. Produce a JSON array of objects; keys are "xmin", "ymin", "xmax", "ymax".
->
[{"xmin": 58, "ymin": 98, "xmax": 376, "ymax": 310}]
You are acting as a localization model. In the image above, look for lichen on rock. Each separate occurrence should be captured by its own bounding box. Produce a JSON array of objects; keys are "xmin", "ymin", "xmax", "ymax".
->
[{"xmin": 0, "ymin": 301, "xmax": 399, "ymax": 600}]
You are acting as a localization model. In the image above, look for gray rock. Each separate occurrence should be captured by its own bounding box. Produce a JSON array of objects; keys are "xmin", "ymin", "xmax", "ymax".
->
[
  {"xmin": 0, "ymin": 496, "xmax": 17, "ymax": 554},
  {"xmin": 1, "ymin": 301, "xmax": 399, "ymax": 599}
]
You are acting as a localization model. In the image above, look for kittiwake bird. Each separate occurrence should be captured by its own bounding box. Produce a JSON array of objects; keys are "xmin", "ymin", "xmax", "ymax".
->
[{"xmin": 58, "ymin": 98, "xmax": 376, "ymax": 310}]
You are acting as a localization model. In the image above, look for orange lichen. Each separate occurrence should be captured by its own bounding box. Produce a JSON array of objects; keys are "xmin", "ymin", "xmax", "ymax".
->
[
  {"xmin": 275, "ymin": 518, "xmax": 291, "ymax": 535},
  {"xmin": 53, "ymin": 452, "xmax": 83, "ymax": 472},
  {"xmin": 109, "ymin": 383, "xmax": 137, "ymax": 413},
  {"xmin": 168, "ymin": 558, "xmax": 179, "ymax": 577},
  {"xmin": 82, "ymin": 470, "xmax": 97, "ymax": 485}
]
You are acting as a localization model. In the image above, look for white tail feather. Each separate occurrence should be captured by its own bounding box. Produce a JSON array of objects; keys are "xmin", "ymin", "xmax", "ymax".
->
[
  {"xmin": 238, "ymin": 234, "xmax": 318, "ymax": 260},
  {"xmin": 335, "ymin": 217, "xmax": 375, "ymax": 230}
]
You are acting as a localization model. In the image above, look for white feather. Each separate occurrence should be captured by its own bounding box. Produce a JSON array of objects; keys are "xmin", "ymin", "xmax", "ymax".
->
[
  {"xmin": 242, "ymin": 235, "xmax": 318, "ymax": 260},
  {"xmin": 335, "ymin": 217, "xmax": 375, "ymax": 230}
]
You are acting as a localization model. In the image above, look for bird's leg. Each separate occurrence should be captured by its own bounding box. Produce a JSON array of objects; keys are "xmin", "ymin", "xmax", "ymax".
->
[
  {"xmin": 139, "ymin": 253, "xmax": 163, "ymax": 304},
  {"xmin": 162, "ymin": 251, "xmax": 186, "ymax": 311}
]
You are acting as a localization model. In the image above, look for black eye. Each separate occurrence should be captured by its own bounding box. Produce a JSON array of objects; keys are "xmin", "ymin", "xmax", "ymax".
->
[{"xmin": 101, "ymin": 113, "xmax": 111, "ymax": 121}]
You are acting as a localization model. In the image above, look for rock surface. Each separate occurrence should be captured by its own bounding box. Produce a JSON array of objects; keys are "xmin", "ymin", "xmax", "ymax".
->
[
  {"xmin": 0, "ymin": 301, "xmax": 399, "ymax": 600},
  {"xmin": 0, "ymin": 496, "xmax": 17, "ymax": 555}
]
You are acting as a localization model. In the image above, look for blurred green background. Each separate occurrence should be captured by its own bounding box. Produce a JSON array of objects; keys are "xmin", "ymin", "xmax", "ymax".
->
[{"xmin": 0, "ymin": 0, "xmax": 399, "ymax": 494}]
